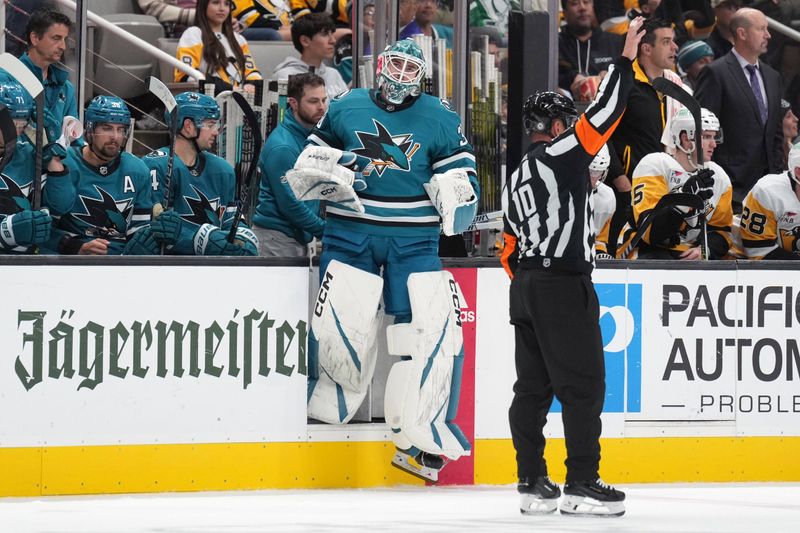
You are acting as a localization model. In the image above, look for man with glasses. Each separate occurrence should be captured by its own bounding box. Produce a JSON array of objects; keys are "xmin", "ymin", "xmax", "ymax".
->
[
  {"xmin": 142, "ymin": 92, "xmax": 258, "ymax": 256},
  {"xmin": 43, "ymin": 96, "xmax": 157, "ymax": 255}
]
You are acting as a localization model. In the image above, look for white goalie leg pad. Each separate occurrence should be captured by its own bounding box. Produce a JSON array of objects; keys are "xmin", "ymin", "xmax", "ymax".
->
[
  {"xmin": 307, "ymin": 260, "xmax": 383, "ymax": 424},
  {"xmin": 384, "ymin": 271, "xmax": 471, "ymax": 460}
]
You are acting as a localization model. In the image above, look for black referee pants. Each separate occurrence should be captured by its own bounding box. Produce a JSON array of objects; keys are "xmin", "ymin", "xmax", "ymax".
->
[{"xmin": 508, "ymin": 268, "xmax": 606, "ymax": 482}]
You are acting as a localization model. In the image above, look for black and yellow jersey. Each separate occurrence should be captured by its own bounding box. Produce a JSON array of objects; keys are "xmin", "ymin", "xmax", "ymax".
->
[
  {"xmin": 739, "ymin": 172, "xmax": 800, "ymax": 260},
  {"xmin": 290, "ymin": 0, "xmax": 350, "ymax": 27},
  {"xmin": 175, "ymin": 26, "xmax": 263, "ymax": 86}
]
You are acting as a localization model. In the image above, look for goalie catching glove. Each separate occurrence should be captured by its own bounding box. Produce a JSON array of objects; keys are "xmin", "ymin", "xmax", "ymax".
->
[
  {"xmin": 423, "ymin": 168, "xmax": 478, "ymax": 236},
  {"xmin": 284, "ymin": 146, "xmax": 364, "ymax": 213}
]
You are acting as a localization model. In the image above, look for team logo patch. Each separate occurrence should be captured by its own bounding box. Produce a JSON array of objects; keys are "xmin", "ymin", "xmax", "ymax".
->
[
  {"xmin": 182, "ymin": 184, "xmax": 222, "ymax": 226},
  {"xmin": 74, "ymin": 185, "xmax": 133, "ymax": 238},
  {"xmin": 353, "ymin": 119, "xmax": 420, "ymax": 177},
  {"xmin": 0, "ymin": 175, "xmax": 32, "ymax": 215}
]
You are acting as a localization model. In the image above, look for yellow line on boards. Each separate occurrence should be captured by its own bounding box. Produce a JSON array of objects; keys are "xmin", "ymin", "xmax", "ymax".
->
[{"xmin": 474, "ymin": 437, "xmax": 800, "ymax": 484}]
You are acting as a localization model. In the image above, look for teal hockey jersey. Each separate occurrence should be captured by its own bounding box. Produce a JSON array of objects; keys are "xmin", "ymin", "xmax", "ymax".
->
[
  {"xmin": 143, "ymin": 148, "xmax": 237, "ymax": 255},
  {"xmin": 308, "ymin": 89, "xmax": 478, "ymax": 237},
  {"xmin": 44, "ymin": 146, "xmax": 154, "ymax": 254},
  {"xmin": 0, "ymin": 136, "xmax": 36, "ymax": 253}
]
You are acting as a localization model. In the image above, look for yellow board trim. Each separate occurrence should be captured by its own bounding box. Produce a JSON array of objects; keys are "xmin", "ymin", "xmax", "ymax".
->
[
  {"xmin": 3, "ymin": 437, "xmax": 800, "ymax": 497},
  {"xmin": 474, "ymin": 437, "xmax": 800, "ymax": 484}
]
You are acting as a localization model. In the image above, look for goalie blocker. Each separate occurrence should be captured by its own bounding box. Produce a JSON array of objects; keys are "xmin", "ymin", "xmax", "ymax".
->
[{"xmin": 307, "ymin": 261, "xmax": 471, "ymax": 481}]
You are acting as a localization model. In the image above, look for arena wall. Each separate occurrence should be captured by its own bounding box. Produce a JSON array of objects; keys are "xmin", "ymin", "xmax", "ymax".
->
[{"xmin": 1, "ymin": 259, "xmax": 799, "ymax": 496}]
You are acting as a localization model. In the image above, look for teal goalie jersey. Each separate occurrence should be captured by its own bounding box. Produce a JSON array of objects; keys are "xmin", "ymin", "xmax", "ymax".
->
[{"xmin": 308, "ymin": 89, "xmax": 478, "ymax": 237}]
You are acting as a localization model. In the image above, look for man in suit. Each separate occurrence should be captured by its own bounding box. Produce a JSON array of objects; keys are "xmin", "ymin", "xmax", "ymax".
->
[{"xmin": 695, "ymin": 7, "xmax": 784, "ymax": 211}]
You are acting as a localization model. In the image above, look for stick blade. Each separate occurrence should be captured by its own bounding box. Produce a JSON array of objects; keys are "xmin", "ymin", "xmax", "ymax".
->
[
  {"xmin": 147, "ymin": 76, "xmax": 177, "ymax": 112},
  {"xmin": 0, "ymin": 53, "xmax": 44, "ymax": 98}
]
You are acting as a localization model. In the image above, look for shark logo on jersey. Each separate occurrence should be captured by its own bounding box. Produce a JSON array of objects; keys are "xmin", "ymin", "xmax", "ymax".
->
[
  {"xmin": 0, "ymin": 175, "xmax": 32, "ymax": 215},
  {"xmin": 74, "ymin": 186, "xmax": 133, "ymax": 239},
  {"xmin": 182, "ymin": 184, "xmax": 222, "ymax": 226},
  {"xmin": 353, "ymin": 119, "xmax": 420, "ymax": 177}
]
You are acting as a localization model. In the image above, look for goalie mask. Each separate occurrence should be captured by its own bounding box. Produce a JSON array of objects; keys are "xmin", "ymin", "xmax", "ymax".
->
[
  {"xmin": 523, "ymin": 91, "xmax": 578, "ymax": 135},
  {"xmin": 376, "ymin": 39, "xmax": 426, "ymax": 105},
  {"xmin": 668, "ymin": 107, "xmax": 723, "ymax": 154},
  {"xmin": 589, "ymin": 144, "xmax": 610, "ymax": 188}
]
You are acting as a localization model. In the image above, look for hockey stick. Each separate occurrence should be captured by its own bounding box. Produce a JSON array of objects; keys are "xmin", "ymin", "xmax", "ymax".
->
[
  {"xmin": 652, "ymin": 77, "xmax": 709, "ymax": 259},
  {"xmin": 618, "ymin": 192, "xmax": 705, "ymax": 259},
  {"xmin": 146, "ymin": 77, "xmax": 179, "ymax": 212},
  {"xmin": 226, "ymin": 91, "xmax": 263, "ymax": 243},
  {"xmin": 0, "ymin": 53, "xmax": 45, "ymax": 209},
  {"xmin": 0, "ymin": 107, "xmax": 18, "ymax": 176}
]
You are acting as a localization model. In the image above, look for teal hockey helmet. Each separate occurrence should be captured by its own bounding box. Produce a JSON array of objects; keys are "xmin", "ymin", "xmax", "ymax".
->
[
  {"xmin": 376, "ymin": 39, "xmax": 426, "ymax": 105},
  {"xmin": 167, "ymin": 92, "xmax": 220, "ymax": 131},
  {"xmin": 85, "ymin": 95, "xmax": 131, "ymax": 130},
  {"xmin": 0, "ymin": 81, "xmax": 33, "ymax": 121}
]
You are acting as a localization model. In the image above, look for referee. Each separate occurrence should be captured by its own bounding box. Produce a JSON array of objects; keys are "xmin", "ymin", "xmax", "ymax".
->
[{"xmin": 502, "ymin": 17, "xmax": 645, "ymax": 518}]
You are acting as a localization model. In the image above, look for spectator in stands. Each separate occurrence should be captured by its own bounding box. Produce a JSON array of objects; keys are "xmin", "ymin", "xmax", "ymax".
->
[
  {"xmin": 289, "ymin": 0, "xmax": 352, "ymax": 41},
  {"xmin": 676, "ymin": 39, "xmax": 714, "ymax": 90},
  {"xmin": 271, "ymin": 13, "xmax": 348, "ymax": 99},
  {"xmin": 706, "ymin": 0, "xmax": 740, "ymax": 59},
  {"xmin": 252, "ymin": 73, "xmax": 326, "ymax": 257},
  {"xmin": 0, "ymin": 7, "xmax": 80, "ymax": 160},
  {"xmin": 782, "ymin": 99, "xmax": 799, "ymax": 167},
  {"xmin": 3, "ymin": 0, "xmax": 46, "ymax": 56},
  {"xmin": 606, "ymin": 17, "xmax": 682, "ymax": 255},
  {"xmin": 232, "ymin": 0, "xmax": 292, "ymax": 42},
  {"xmin": 175, "ymin": 0, "xmax": 263, "ymax": 94},
  {"xmin": 398, "ymin": 0, "xmax": 420, "ymax": 34},
  {"xmin": 695, "ymin": 7, "xmax": 784, "ymax": 210},
  {"xmin": 602, "ymin": 0, "xmax": 662, "ymax": 34},
  {"xmin": 138, "ymin": 0, "xmax": 197, "ymax": 39},
  {"xmin": 558, "ymin": 0, "xmax": 624, "ymax": 102},
  {"xmin": 406, "ymin": 0, "xmax": 453, "ymax": 48}
]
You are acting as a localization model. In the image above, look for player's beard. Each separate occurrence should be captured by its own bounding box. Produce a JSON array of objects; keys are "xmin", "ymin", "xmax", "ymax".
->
[
  {"xmin": 96, "ymin": 141, "xmax": 121, "ymax": 161},
  {"xmin": 297, "ymin": 107, "xmax": 323, "ymax": 128}
]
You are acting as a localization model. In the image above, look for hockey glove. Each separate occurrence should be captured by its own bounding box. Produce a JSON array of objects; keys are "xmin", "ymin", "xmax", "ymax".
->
[
  {"xmin": 0, "ymin": 209, "xmax": 52, "ymax": 248},
  {"xmin": 680, "ymin": 168, "xmax": 715, "ymax": 202},
  {"xmin": 233, "ymin": 226, "xmax": 259, "ymax": 255},
  {"xmin": 424, "ymin": 168, "xmax": 478, "ymax": 236},
  {"xmin": 193, "ymin": 224, "xmax": 252, "ymax": 256},
  {"xmin": 150, "ymin": 209, "xmax": 183, "ymax": 245},
  {"xmin": 122, "ymin": 227, "xmax": 159, "ymax": 255}
]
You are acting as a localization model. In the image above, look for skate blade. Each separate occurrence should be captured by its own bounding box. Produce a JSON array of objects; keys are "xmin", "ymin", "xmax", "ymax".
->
[
  {"xmin": 519, "ymin": 494, "xmax": 558, "ymax": 515},
  {"xmin": 390, "ymin": 451, "xmax": 439, "ymax": 483},
  {"xmin": 559, "ymin": 494, "xmax": 625, "ymax": 517}
]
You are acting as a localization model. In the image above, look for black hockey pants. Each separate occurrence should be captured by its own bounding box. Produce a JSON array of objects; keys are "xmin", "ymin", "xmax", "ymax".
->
[{"xmin": 508, "ymin": 268, "xmax": 606, "ymax": 482}]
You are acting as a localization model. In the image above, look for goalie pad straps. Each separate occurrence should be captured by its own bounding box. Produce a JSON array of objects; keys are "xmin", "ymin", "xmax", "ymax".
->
[
  {"xmin": 384, "ymin": 271, "xmax": 471, "ymax": 460},
  {"xmin": 307, "ymin": 260, "xmax": 384, "ymax": 424}
]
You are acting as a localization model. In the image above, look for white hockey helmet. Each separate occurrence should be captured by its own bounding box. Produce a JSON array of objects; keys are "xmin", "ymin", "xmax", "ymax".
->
[
  {"xmin": 669, "ymin": 107, "xmax": 723, "ymax": 150},
  {"xmin": 589, "ymin": 144, "xmax": 610, "ymax": 186},
  {"xmin": 789, "ymin": 142, "xmax": 800, "ymax": 185}
]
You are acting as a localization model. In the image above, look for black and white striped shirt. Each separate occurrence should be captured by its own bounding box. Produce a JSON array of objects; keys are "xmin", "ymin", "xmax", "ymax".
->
[{"xmin": 502, "ymin": 57, "xmax": 634, "ymax": 274}]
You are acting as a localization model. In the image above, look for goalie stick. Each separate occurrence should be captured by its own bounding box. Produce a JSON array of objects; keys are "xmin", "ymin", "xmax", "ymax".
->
[
  {"xmin": 651, "ymin": 76, "xmax": 709, "ymax": 259},
  {"xmin": 0, "ymin": 106, "xmax": 18, "ymax": 176},
  {"xmin": 0, "ymin": 52, "xmax": 45, "ymax": 209},
  {"xmin": 226, "ymin": 91, "xmax": 263, "ymax": 243}
]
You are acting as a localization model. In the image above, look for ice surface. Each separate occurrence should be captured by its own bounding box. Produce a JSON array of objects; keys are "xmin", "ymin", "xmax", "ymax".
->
[{"xmin": 1, "ymin": 483, "xmax": 799, "ymax": 533}]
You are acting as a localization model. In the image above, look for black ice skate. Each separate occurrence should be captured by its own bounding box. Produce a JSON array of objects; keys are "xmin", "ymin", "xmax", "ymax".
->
[
  {"xmin": 559, "ymin": 478, "xmax": 626, "ymax": 517},
  {"xmin": 391, "ymin": 450, "xmax": 445, "ymax": 482},
  {"xmin": 518, "ymin": 476, "xmax": 561, "ymax": 514}
]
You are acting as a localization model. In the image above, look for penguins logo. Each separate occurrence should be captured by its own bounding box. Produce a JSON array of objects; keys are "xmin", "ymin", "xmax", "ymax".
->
[{"xmin": 353, "ymin": 119, "xmax": 420, "ymax": 177}]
